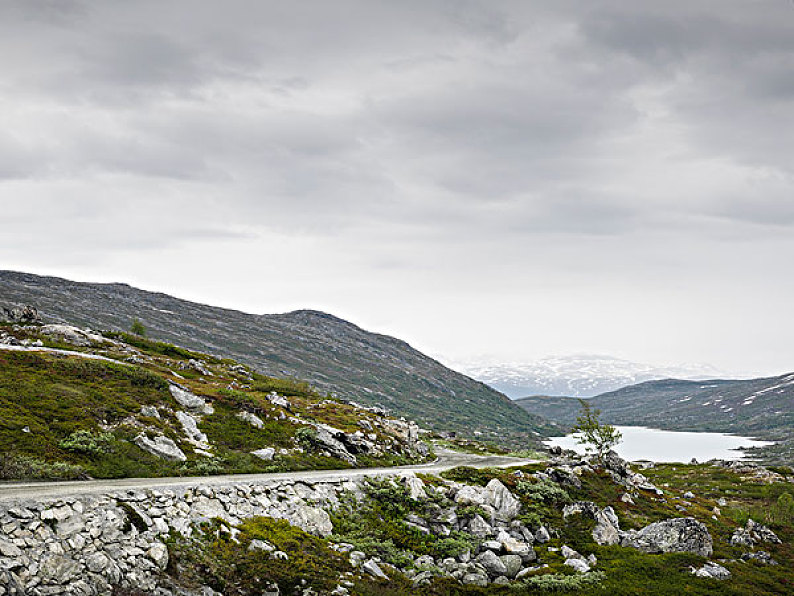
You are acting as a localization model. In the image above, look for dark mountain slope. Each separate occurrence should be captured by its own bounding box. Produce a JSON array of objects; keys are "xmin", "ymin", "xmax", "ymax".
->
[{"xmin": 0, "ymin": 270, "xmax": 558, "ymax": 445}]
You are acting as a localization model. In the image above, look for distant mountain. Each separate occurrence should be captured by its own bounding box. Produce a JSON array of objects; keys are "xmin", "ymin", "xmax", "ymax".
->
[
  {"xmin": 515, "ymin": 374, "xmax": 794, "ymax": 464},
  {"xmin": 0, "ymin": 271, "xmax": 558, "ymax": 446},
  {"xmin": 460, "ymin": 354, "xmax": 723, "ymax": 398}
]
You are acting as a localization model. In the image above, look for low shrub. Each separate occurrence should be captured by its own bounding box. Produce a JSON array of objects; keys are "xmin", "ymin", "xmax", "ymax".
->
[{"xmin": 58, "ymin": 429, "xmax": 115, "ymax": 455}]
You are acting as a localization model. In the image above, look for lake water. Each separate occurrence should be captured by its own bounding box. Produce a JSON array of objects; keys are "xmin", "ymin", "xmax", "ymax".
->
[{"xmin": 544, "ymin": 426, "xmax": 775, "ymax": 463}]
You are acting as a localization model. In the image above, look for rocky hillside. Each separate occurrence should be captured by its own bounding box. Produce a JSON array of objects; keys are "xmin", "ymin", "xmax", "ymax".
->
[
  {"xmin": 0, "ymin": 320, "xmax": 430, "ymax": 481},
  {"xmin": 0, "ymin": 271, "xmax": 557, "ymax": 447},
  {"xmin": 515, "ymin": 375, "xmax": 794, "ymax": 464}
]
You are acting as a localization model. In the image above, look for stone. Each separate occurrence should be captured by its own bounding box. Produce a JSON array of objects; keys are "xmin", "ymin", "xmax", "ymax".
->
[
  {"xmin": 176, "ymin": 411, "xmax": 210, "ymax": 447},
  {"xmin": 692, "ymin": 562, "xmax": 731, "ymax": 579},
  {"xmin": 477, "ymin": 549, "xmax": 508, "ymax": 577},
  {"xmin": 483, "ymin": 479, "xmax": 521, "ymax": 521},
  {"xmin": 169, "ymin": 383, "xmax": 207, "ymax": 411},
  {"xmin": 140, "ymin": 405, "xmax": 160, "ymax": 419},
  {"xmin": 621, "ymin": 517, "xmax": 713, "ymax": 557},
  {"xmin": 455, "ymin": 485, "xmax": 485, "ymax": 507},
  {"xmin": 467, "ymin": 514, "xmax": 493, "ymax": 538},
  {"xmin": 500, "ymin": 554, "xmax": 523, "ymax": 579},
  {"xmin": 1, "ymin": 305, "xmax": 40, "ymax": 324},
  {"xmin": 38, "ymin": 554, "xmax": 81, "ymax": 584},
  {"xmin": 565, "ymin": 558, "xmax": 591, "ymax": 573},
  {"xmin": 741, "ymin": 550, "xmax": 777, "ymax": 565},
  {"xmin": 402, "ymin": 474, "xmax": 427, "ymax": 500},
  {"xmin": 251, "ymin": 448, "xmax": 276, "ymax": 461},
  {"xmin": 561, "ymin": 545, "xmax": 581, "ymax": 559},
  {"xmin": 249, "ymin": 539, "xmax": 276, "ymax": 553},
  {"xmin": 313, "ymin": 426, "xmax": 357, "ymax": 466},
  {"xmin": 461, "ymin": 573, "xmax": 489, "ymax": 587},
  {"xmin": 267, "ymin": 392, "xmax": 291, "ymax": 410},
  {"xmin": 134, "ymin": 433, "xmax": 187, "ymax": 461},
  {"xmin": 593, "ymin": 506, "xmax": 621, "ymax": 546},
  {"xmin": 535, "ymin": 526, "xmax": 551, "ymax": 543},
  {"xmin": 147, "ymin": 543, "xmax": 169, "ymax": 570},
  {"xmin": 683, "ymin": 491, "xmax": 695, "ymax": 499},
  {"xmin": 237, "ymin": 411, "xmax": 264, "ymax": 429},
  {"xmin": 362, "ymin": 559, "xmax": 389, "ymax": 580},
  {"xmin": 293, "ymin": 505, "xmax": 333, "ymax": 537},
  {"xmin": 0, "ymin": 541, "xmax": 22, "ymax": 558}
]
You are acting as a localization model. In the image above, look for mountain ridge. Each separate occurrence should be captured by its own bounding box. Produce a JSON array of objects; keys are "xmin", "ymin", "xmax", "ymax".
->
[{"xmin": 0, "ymin": 270, "xmax": 558, "ymax": 446}]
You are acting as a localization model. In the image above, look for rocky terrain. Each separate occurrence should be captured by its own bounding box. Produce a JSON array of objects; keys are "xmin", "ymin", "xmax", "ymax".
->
[
  {"xmin": 515, "ymin": 376, "xmax": 794, "ymax": 465},
  {"xmin": 0, "ymin": 450, "xmax": 791, "ymax": 594},
  {"xmin": 0, "ymin": 314, "xmax": 430, "ymax": 481},
  {"xmin": 459, "ymin": 355, "xmax": 722, "ymax": 399},
  {"xmin": 0, "ymin": 271, "xmax": 557, "ymax": 447}
]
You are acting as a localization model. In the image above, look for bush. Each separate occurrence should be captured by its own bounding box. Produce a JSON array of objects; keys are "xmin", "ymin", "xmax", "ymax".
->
[
  {"xmin": 516, "ymin": 478, "xmax": 572, "ymax": 505},
  {"xmin": 0, "ymin": 454, "xmax": 85, "ymax": 480},
  {"xmin": 515, "ymin": 571, "xmax": 606, "ymax": 592},
  {"xmin": 59, "ymin": 429, "xmax": 115, "ymax": 455},
  {"xmin": 130, "ymin": 319, "xmax": 147, "ymax": 337}
]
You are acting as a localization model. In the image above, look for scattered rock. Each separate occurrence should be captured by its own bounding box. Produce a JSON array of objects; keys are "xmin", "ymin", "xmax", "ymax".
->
[
  {"xmin": 134, "ymin": 433, "xmax": 187, "ymax": 461},
  {"xmin": 691, "ymin": 562, "xmax": 731, "ymax": 579},
  {"xmin": 237, "ymin": 411, "xmax": 265, "ymax": 429},
  {"xmin": 362, "ymin": 559, "xmax": 389, "ymax": 580},
  {"xmin": 251, "ymin": 448, "xmax": 276, "ymax": 461},
  {"xmin": 621, "ymin": 517, "xmax": 713, "ymax": 557}
]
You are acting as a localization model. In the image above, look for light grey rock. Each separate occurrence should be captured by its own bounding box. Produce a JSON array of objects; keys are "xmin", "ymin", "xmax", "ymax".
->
[
  {"xmin": 741, "ymin": 550, "xmax": 777, "ymax": 565},
  {"xmin": 362, "ymin": 559, "xmax": 389, "ymax": 580},
  {"xmin": 38, "ymin": 554, "xmax": 82, "ymax": 584},
  {"xmin": 477, "ymin": 549, "xmax": 508, "ymax": 578},
  {"xmin": 467, "ymin": 514, "xmax": 493, "ymax": 538},
  {"xmin": 267, "ymin": 392, "xmax": 291, "ymax": 410},
  {"xmin": 483, "ymin": 479, "xmax": 521, "ymax": 521},
  {"xmin": 561, "ymin": 545, "xmax": 581, "ymax": 559},
  {"xmin": 683, "ymin": 491, "xmax": 695, "ymax": 499},
  {"xmin": 251, "ymin": 448, "xmax": 276, "ymax": 461},
  {"xmin": 148, "ymin": 543, "xmax": 169, "ymax": 570},
  {"xmin": 621, "ymin": 517, "xmax": 713, "ymax": 557},
  {"xmin": 237, "ymin": 411, "xmax": 264, "ymax": 429},
  {"xmin": 313, "ymin": 426, "xmax": 356, "ymax": 465},
  {"xmin": 461, "ymin": 573, "xmax": 489, "ymax": 587},
  {"xmin": 401, "ymin": 474, "xmax": 427, "ymax": 500},
  {"xmin": 454, "ymin": 485, "xmax": 485, "ymax": 507},
  {"xmin": 134, "ymin": 433, "xmax": 187, "ymax": 461},
  {"xmin": 565, "ymin": 558, "xmax": 591, "ymax": 573},
  {"xmin": 535, "ymin": 525, "xmax": 551, "ymax": 543},
  {"xmin": 176, "ymin": 411, "xmax": 210, "ymax": 447},
  {"xmin": 293, "ymin": 505, "xmax": 333, "ymax": 537},
  {"xmin": 500, "ymin": 554, "xmax": 522, "ymax": 579},
  {"xmin": 249, "ymin": 539, "xmax": 276, "ymax": 553},
  {"xmin": 169, "ymin": 384, "xmax": 207, "ymax": 411},
  {"xmin": 692, "ymin": 562, "xmax": 731, "ymax": 579},
  {"xmin": 140, "ymin": 405, "xmax": 160, "ymax": 419},
  {"xmin": 0, "ymin": 541, "xmax": 22, "ymax": 558}
]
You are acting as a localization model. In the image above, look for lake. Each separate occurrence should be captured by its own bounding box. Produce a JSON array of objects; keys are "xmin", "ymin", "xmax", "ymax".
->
[{"xmin": 544, "ymin": 426, "xmax": 775, "ymax": 463}]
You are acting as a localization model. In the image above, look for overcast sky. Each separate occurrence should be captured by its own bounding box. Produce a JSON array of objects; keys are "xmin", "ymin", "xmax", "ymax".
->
[{"xmin": 1, "ymin": 1, "xmax": 793, "ymax": 377}]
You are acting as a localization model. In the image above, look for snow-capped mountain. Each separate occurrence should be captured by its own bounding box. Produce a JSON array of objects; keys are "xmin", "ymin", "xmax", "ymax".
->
[{"xmin": 455, "ymin": 355, "xmax": 726, "ymax": 399}]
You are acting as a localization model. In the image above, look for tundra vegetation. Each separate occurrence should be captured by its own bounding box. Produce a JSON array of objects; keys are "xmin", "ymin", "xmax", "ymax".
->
[{"xmin": 0, "ymin": 323, "xmax": 430, "ymax": 481}]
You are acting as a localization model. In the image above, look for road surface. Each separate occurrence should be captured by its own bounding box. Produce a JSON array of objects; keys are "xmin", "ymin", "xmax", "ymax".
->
[{"xmin": 0, "ymin": 449, "xmax": 538, "ymax": 503}]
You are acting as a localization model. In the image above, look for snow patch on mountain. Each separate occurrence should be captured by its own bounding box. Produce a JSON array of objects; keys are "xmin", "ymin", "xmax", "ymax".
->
[{"xmin": 453, "ymin": 354, "xmax": 725, "ymax": 399}]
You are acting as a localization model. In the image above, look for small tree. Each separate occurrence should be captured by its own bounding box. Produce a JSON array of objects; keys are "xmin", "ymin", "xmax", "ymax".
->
[
  {"xmin": 130, "ymin": 318, "xmax": 147, "ymax": 337},
  {"xmin": 571, "ymin": 399, "xmax": 622, "ymax": 462}
]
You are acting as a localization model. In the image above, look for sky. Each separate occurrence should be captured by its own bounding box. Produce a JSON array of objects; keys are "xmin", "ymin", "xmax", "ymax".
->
[{"xmin": 1, "ymin": 0, "xmax": 793, "ymax": 377}]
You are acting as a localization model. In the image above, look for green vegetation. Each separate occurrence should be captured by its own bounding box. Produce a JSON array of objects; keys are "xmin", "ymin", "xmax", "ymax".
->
[{"xmin": 330, "ymin": 478, "xmax": 478, "ymax": 568}]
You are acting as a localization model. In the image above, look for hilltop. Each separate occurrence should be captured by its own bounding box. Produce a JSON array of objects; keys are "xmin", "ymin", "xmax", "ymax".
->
[
  {"xmin": 0, "ymin": 271, "xmax": 558, "ymax": 447},
  {"xmin": 515, "ymin": 375, "xmax": 794, "ymax": 464}
]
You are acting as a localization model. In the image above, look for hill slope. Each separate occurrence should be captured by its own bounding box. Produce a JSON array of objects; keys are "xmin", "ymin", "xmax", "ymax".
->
[
  {"xmin": 0, "ymin": 322, "xmax": 433, "ymax": 480},
  {"xmin": 0, "ymin": 270, "xmax": 557, "ymax": 445},
  {"xmin": 515, "ymin": 375, "xmax": 794, "ymax": 463}
]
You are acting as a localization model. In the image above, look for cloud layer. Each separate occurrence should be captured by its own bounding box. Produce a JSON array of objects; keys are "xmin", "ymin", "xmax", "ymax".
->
[{"xmin": 1, "ymin": 1, "xmax": 793, "ymax": 375}]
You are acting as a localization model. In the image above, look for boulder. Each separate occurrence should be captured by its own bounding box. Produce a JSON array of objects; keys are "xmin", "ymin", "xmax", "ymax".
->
[
  {"xmin": 237, "ymin": 411, "xmax": 264, "ymax": 429},
  {"xmin": 134, "ymin": 433, "xmax": 187, "ymax": 461},
  {"xmin": 455, "ymin": 485, "xmax": 485, "ymax": 508},
  {"xmin": 621, "ymin": 517, "xmax": 713, "ymax": 557},
  {"xmin": 692, "ymin": 562, "xmax": 731, "ymax": 579},
  {"xmin": 362, "ymin": 559, "xmax": 389, "ymax": 580},
  {"xmin": 313, "ymin": 426, "xmax": 357, "ymax": 465},
  {"xmin": 169, "ymin": 384, "xmax": 208, "ymax": 411},
  {"xmin": 500, "ymin": 554, "xmax": 523, "ymax": 579},
  {"xmin": 477, "ymin": 549, "xmax": 508, "ymax": 578},
  {"xmin": 483, "ymin": 479, "xmax": 522, "ymax": 521},
  {"xmin": 176, "ymin": 411, "xmax": 210, "ymax": 448},
  {"xmin": 293, "ymin": 505, "xmax": 333, "ymax": 537},
  {"xmin": 251, "ymin": 448, "xmax": 276, "ymax": 461}
]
